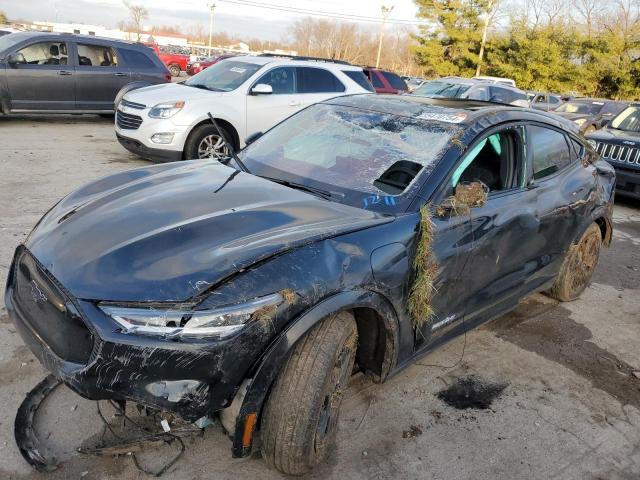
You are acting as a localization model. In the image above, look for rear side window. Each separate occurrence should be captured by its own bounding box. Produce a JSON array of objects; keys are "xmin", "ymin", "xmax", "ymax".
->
[
  {"xmin": 466, "ymin": 85, "xmax": 490, "ymax": 101},
  {"xmin": 601, "ymin": 102, "xmax": 626, "ymax": 115},
  {"xmin": 297, "ymin": 67, "xmax": 345, "ymax": 93},
  {"xmin": 370, "ymin": 72, "xmax": 385, "ymax": 89},
  {"xmin": 382, "ymin": 71, "xmax": 408, "ymax": 91},
  {"xmin": 529, "ymin": 126, "xmax": 572, "ymax": 180},
  {"xmin": 342, "ymin": 70, "xmax": 374, "ymax": 92},
  {"xmin": 119, "ymin": 49, "xmax": 157, "ymax": 69},
  {"xmin": 77, "ymin": 43, "xmax": 118, "ymax": 67}
]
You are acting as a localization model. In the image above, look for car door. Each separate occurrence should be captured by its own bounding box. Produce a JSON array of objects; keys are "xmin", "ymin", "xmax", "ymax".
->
[
  {"xmin": 296, "ymin": 66, "xmax": 346, "ymax": 108},
  {"xmin": 525, "ymin": 124, "xmax": 592, "ymax": 284},
  {"xmin": 5, "ymin": 39, "xmax": 75, "ymax": 110},
  {"xmin": 75, "ymin": 42, "xmax": 131, "ymax": 111},
  {"xmin": 435, "ymin": 124, "xmax": 541, "ymax": 331},
  {"xmin": 245, "ymin": 66, "xmax": 303, "ymax": 137}
]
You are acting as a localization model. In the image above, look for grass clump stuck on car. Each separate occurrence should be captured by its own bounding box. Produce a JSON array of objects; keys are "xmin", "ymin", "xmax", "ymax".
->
[{"xmin": 408, "ymin": 205, "xmax": 439, "ymax": 328}]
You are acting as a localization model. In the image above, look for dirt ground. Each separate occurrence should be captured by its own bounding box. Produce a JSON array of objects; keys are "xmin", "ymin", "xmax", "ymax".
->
[{"xmin": 0, "ymin": 115, "xmax": 639, "ymax": 480}]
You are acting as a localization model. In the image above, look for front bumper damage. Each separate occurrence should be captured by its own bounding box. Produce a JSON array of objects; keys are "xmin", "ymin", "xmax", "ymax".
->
[{"xmin": 5, "ymin": 246, "xmax": 270, "ymax": 423}]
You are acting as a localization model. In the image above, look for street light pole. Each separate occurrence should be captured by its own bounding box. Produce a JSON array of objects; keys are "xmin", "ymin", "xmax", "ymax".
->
[
  {"xmin": 208, "ymin": 2, "xmax": 216, "ymax": 56},
  {"xmin": 376, "ymin": 4, "xmax": 393, "ymax": 69}
]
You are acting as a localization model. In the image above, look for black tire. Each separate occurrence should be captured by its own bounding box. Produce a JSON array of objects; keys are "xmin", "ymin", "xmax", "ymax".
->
[
  {"xmin": 169, "ymin": 64, "xmax": 181, "ymax": 77},
  {"xmin": 261, "ymin": 311, "xmax": 358, "ymax": 475},
  {"xmin": 183, "ymin": 124, "xmax": 234, "ymax": 160},
  {"xmin": 547, "ymin": 223, "xmax": 602, "ymax": 302}
]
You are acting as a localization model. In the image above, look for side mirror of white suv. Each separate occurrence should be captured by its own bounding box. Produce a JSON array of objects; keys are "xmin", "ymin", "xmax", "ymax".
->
[{"xmin": 251, "ymin": 84, "xmax": 273, "ymax": 95}]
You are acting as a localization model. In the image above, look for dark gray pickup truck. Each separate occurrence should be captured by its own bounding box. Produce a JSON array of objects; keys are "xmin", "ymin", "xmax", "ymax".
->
[{"xmin": 0, "ymin": 31, "xmax": 170, "ymax": 114}]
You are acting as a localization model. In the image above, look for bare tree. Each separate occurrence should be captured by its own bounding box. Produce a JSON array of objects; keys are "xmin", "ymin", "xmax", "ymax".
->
[
  {"xmin": 573, "ymin": 0, "xmax": 603, "ymax": 37},
  {"xmin": 476, "ymin": 0, "xmax": 502, "ymax": 76},
  {"xmin": 124, "ymin": 1, "xmax": 148, "ymax": 42}
]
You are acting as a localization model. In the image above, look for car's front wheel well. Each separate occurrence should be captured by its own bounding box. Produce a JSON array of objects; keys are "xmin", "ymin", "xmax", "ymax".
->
[
  {"xmin": 352, "ymin": 307, "xmax": 394, "ymax": 382},
  {"xmin": 594, "ymin": 216, "xmax": 612, "ymax": 247},
  {"xmin": 185, "ymin": 118, "xmax": 240, "ymax": 158}
]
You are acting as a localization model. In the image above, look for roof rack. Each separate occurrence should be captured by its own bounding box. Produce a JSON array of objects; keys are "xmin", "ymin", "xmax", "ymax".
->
[{"xmin": 258, "ymin": 53, "xmax": 351, "ymax": 65}]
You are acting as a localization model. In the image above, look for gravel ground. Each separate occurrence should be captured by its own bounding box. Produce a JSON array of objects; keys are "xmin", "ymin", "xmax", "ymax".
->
[{"xmin": 0, "ymin": 115, "xmax": 638, "ymax": 480}]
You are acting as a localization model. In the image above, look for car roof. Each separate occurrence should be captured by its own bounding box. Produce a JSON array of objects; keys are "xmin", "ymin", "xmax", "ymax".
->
[
  {"xmin": 233, "ymin": 55, "xmax": 362, "ymax": 70},
  {"xmin": 0, "ymin": 31, "xmax": 143, "ymax": 47},
  {"xmin": 323, "ymin": 94, "xmax": 579, "ymax": 132}
]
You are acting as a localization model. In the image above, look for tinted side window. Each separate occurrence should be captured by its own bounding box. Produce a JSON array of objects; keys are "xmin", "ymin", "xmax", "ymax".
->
[
  {"xmin": 17, "ymin": 41, "xmax": 69, "ymax": 65},
  {"xmin": 298, "ymin": 67, "xmax": 345, "ymax": 93},
  {"xmin": 602, "ymin": 102, "xmax": 626, "ymax": 115},
  {"xmin": 119, "ymin": 49, "xmax": 157, "ymax": 69},
  {"xmin": 529, "ymin": 126, "xmax": 572, "ymax": 180},
  {"xmin": 466, "ymin": 85, "xmax": 490, "ymax": 101},
  {"xmin": 371, "ymin": 72, "xmax": 385, "ymax": 89},
  {"xmin": 490, "ymin": 86, "xmax": 510, "ymax": 103},
  {"xmin": 255, "ymin": 67, "xmax": 296, "ymax": 94},
  {"xmin": 382, "ymin": 71, "xmax": 407, "ymax": 90},
  {"xmin": 77, "ymin": 43, "xmax": 118, "ymax": 67},
  {"xmin": 342, "ymin": 70, "xmax": 374, "ymax": 92}
]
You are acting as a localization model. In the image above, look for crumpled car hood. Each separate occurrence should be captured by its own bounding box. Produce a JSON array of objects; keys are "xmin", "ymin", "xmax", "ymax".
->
[{"xmin": 25, "ymin": 161, "xmax": 389, "ymax": 302}]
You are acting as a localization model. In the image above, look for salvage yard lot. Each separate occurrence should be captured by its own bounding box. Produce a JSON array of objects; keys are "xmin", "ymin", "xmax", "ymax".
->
[{"xmin": 0, "ymin": 115, "xmax": 639, "ymax": 480}]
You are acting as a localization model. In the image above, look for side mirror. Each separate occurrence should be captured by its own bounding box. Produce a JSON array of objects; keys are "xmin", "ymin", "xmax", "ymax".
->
[
  {"xmin": 250, "ymin": 83, "xmax": 273, "ymax": 95},
  {"xmin": 7, "ymin": 53, "xmax": 25, "ymax": 66},
  {"xmin": 245, "ymin": 131, "xmax": 263, "ymax": 145},
  {"xmin": 600, "ymin": 118, "xmax": 611, "ymax": 127}
]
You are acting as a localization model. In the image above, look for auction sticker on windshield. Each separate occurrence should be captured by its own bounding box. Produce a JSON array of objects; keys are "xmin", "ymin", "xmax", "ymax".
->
[{"xmin": 230, "ymin": 67, "xmax": 247, "ymax": 73}]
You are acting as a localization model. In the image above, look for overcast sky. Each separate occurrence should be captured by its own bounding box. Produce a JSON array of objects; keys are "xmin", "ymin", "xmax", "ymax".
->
[{"xmin": 0, "ymin": 0, "xmax": 421, "ymax": 41}]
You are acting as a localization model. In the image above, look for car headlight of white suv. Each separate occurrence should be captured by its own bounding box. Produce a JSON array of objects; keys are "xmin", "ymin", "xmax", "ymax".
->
[{"xmin": 149, "ymin": 101, "xmax": 185, "ymax": 119}]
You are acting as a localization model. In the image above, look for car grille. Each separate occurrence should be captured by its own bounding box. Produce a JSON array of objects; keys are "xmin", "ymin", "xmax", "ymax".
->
[
  {"xmin": 116, "ymin": 110, "xmax": 143, "ymax": 130},
  {"xmin": 120, "ymin": 98, "xmax": 146, "ymax": 109},
  {"xmin": 595, "ymin": 142, "xmax": 640, "ymax": 166},
  {"xmin": 12, "ymin": 248, "xmax": 94, "ymax": 364}
]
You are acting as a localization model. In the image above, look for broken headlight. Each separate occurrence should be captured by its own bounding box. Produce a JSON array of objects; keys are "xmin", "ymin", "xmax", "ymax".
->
[{"xmin": 99, "ymin": 293, "xmax": 283, "ymax": 339}]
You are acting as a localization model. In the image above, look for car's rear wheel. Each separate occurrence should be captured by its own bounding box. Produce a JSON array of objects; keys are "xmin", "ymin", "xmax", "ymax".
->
[
  {"xmin": 261, "ymin": 311, "xmax": 358, "ymax": 475},
  {"xmin": 547, "ymin": 222, "xmax": 602, "ymax": 301},
  {"xmin": 184, "ymin": 124, "xmax": 233, "ymax": 160},
  {"xmin": 168, "ymin": 64, "xmax": 180, "ymax": 77}
]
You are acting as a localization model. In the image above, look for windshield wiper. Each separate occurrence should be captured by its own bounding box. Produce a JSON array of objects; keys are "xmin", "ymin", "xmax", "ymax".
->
[
  {"xmin": 259, "ymin": 176, "xmax": 333, "ymax": 200},
  {"xmin": 186, "ymin": 83, "xmax": 210, "ymax": 90}
]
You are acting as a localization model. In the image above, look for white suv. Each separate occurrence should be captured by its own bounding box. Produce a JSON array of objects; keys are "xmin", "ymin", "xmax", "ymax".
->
[{"xmin": 115, "ymin": 55, "xmax": 373, "ymax": 161}]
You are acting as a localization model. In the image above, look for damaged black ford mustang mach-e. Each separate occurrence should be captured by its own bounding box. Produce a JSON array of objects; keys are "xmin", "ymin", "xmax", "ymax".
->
[{"xmin": 6, "ymin": 95, "xmax": 614, "ymax": 475}]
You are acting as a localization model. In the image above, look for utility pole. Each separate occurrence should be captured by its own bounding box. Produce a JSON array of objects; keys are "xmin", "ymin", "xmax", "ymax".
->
[
  {"xmin": 376, "ymin": 4, "xmax": 393, "ymax": 69},
  {"xmin": 475, "ymin": 0, "xmax": 495, "ymax": 77},
  {"xmin": 208, "ymin": 2, "xmax": 216, "ymax": 56}
]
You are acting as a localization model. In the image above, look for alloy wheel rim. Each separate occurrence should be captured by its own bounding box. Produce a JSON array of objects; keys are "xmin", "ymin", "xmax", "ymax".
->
[{"xmin": 197, "ymin": 134, "xmax": 229, "ymax": 159}]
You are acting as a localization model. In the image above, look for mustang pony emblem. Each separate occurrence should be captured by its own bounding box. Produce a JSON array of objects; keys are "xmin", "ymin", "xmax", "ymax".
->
[{"xmin": 30, "ymin": 280, "xmax": 47, "ymax": 304}]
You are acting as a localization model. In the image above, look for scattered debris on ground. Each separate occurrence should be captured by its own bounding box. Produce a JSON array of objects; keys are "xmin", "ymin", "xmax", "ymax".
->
[
  {"xmin": 15, "ymin": 375, "xmax": 208, "ymax": 477},
  {"xmin": 437, "ymin": 376, "xmax": 508, "ymax": 410},
  {"xmin": 402, "ymin": 425, "xmax": 423, "ymax": 438}
]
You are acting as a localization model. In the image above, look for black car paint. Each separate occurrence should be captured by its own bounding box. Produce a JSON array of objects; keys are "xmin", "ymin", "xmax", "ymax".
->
[
  {"xmin": 5, "ymin": 95, "xmax": 615, "ymax": 459},
  {"xmin": 0, "ymin": 32, "xmax": 168, "ymax": 113},
  {"xmin": 587, "ymin": 126, "xmax": 640, "ymax": 199}
]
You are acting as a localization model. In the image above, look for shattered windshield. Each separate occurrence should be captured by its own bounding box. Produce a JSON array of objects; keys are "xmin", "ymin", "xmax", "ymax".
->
[
  {"xmin": 610, "ymin": 106, "xmax": 640, "ymax": 132},
  {"xmin": 239, "ymin": 103, "xmax": 455, "ymax": 213},
  {"xmin": 184, "ymin": 59, "xmax": 262, "ymax": 92}
]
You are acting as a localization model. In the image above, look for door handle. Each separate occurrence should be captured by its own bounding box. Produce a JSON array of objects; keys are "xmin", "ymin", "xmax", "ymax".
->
[
  {"xmin": 114, "ymin": 72, "xmax": 128, "ymax": 77},
  {"xmin": 288, "ymin": 100, "xmax": 301, "ymax": 107},
  {"xmin": 57, "ymin": 70, "xmax": 72, "ymax": 75}
]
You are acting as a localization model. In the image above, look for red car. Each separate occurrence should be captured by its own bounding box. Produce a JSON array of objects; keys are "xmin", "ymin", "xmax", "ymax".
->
[
  {"xmin": 145, "ymin": 43, "xmax": 189, "ymax": 77},
  {"xmin": 363, "ymin": 67, "xmax": 409, "ymax": 94},
  {"xmin": 187, "ymin": 54, "xmax": 236, "ymax": 76}
]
